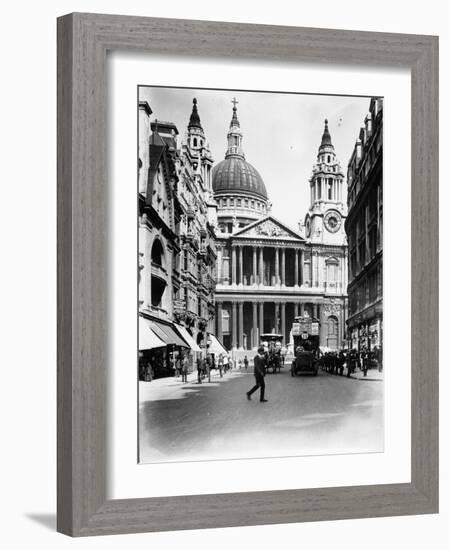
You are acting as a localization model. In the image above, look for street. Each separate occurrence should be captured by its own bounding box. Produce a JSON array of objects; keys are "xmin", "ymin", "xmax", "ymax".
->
[{"xmin": 139, "ymin": 366, "xmax": 383, "ymax": 463}]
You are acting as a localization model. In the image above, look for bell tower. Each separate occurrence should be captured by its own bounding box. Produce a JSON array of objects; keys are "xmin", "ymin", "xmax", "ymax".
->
[{"xmin": 304, "ymin": 119, "xmax": 346, "ymax": 245}]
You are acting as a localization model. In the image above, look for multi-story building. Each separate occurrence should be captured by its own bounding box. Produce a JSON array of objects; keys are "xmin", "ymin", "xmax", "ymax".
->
[
  {"xmin": 138, "ymin": 98, "xmax": 219, "ymax": 372},
  {"xmin": 213, "ymin": 102, "xmax": 348, "ymax": 353},
  {"xmin": 345, "ymin": 98, "xmax": 383, "ymax": 355}
]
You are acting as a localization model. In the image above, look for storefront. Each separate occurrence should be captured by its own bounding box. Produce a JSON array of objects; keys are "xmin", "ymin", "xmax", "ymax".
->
[{"xmin": 139, "ymin": 316, "xmax": 191, "ymax": 380}]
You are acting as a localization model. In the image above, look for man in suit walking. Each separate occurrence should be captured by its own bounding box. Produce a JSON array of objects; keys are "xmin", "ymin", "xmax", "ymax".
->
[{"xmin": 246, "ymin": 347, "xmax": 268, "ymax": 402}]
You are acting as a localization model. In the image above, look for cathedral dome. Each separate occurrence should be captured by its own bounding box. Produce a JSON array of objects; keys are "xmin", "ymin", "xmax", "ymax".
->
[{"xmin": 212, "ymin": 157, "xmax": 268, "ymax": 200}]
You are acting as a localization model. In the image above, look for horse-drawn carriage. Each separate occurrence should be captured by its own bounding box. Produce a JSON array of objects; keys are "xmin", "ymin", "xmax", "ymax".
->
[{"xmin": 260, "ymin": 333, "xmax": 284, "ymax": 374}]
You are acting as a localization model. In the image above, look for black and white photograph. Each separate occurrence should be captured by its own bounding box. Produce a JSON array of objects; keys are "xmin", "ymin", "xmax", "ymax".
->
[{"xmin": 138, "ymin": 86, "xmax": 383, "ymax": 464}]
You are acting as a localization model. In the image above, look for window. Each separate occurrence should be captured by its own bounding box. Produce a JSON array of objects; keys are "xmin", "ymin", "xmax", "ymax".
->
[
  {"xmin": 237, "ymin": 199, "xmax": 241, "ymax": 207},
  {"xmin": 230, "ymin": 199, "xmax": 234, "ymax": 206},
  {"xmin": 327, "ymin": 155, "xmax": 331, "ymax": 163},
  {"xmin": 151, "ymin": 276, "xmax": 166, "ymax": 307},
  {"xmin": 251, "ymin": 200, "xmax": 255, "ymax": 208},
  {"xmin": 244, "ymin": 199, "xmax": 248, "ymax": 207},
  {"xmin": 151, "ymin": 239, "xmax": 164, "ymax": 267},
  {"xmin": 193, "ymin": 137, "xmax": 197, "ymax": 147},
  {"xmin": 328, "ymin": 316, "xmax": 338, "ymax": 336}
]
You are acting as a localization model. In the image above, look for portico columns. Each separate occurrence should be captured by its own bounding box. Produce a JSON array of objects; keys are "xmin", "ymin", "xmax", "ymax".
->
[
  {"xmin": 238, "ymin": 302, "xmax": 244, "ymax": 349},
  {"xmin": 294, "ymin": 303, "xmax": 299, "ymax": 317},
  {"xmin": 275, "ymin": 247, "xmax": 280, "ymax": 285},
  {"xmin": 281, "ymin": 248, "xmax": 286, "ymax": 286},
  {"xmin": 259, "ymin": 248, "xmax": 264, "ymax": 285},
  {"xmin": 231, "ymin": 246, "xmax": 237, "ymax": 285},
  {"xmin": 313, "ymin": 304, "xmax": 318, "ymax": 319},
  {"xmin": 217, "ymin": 302, "xmax": 223, "ymax": 340},
  {"xmin": 275, "ymin": 302, "xmax": 280, "ymax": 333},
  {"xmin": 300, "ymin": 303, "xmax": 305, "ymax": 317},
  {"xmin": 300, "ymin": 249, "xmax": 304, "ymax": 286},
  {"xmin": 232, "ymin": 301, "xmax": 237, "ymax": 349},
  {"xmin": 253, "ymin": 247, "xmax": 257, "ymax": 285},
  {"xmin": 252, "ymin": 302, "xmax": 258, "ymax": 348},
  {"xmin": 294, "ymin": 249, "xmax": 299, "ymax": 286},
  {"xmin": 259, "ymin": 302, "xmax": 264, "ymax": 337},
  {"xmin": 239, "ymin": 246, "xmax": 243, "ymax": 286},
  {"xmin": 281, "ymin": 302, "xmax": 286, "ymax": 343}
]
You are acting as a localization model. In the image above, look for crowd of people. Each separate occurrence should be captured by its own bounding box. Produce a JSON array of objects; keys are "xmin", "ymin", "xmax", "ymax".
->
[{"xmin": 319, "ymin": 348, "xmax": 382, "ymax": 377}]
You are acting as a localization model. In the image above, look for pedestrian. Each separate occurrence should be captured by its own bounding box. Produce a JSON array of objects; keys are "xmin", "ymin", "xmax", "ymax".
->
[
  {"xmin": 246, "ymin": 346, "xmax": 268, "ymax": 402},
  {"xmin": 197, "ymin": 356, "xmax": 203, "ymax": 384},
  {"xmin": 205, "ymin": 355, "xmax": 211, "ymax": 383},
  {"xmin": 175, "ymin": 354, "xmax": 181, "ymax": 378},
  {"xmin": 218, "ymin": 353, "xmax": 224, "ymax": 378},
  {"xmin": 228, "ymin": 355, "xmax": 233, "ymax": 371},
  {"xmin": 181, "ymin": 354, "xmax": 189, "ymax": 383},
  {"xmin": 243, "ymin": 355, "xmax": 249, "ymax": 370},
  {"xmin": 362, "ymin": 351, "xmax": 369, "ymax": 377},
  {"xmin": 238, "ymin": 359, "xmax": 243, "ymax": 370}
]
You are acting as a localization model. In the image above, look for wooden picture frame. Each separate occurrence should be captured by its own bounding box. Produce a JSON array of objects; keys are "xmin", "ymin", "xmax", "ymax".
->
[{"xmin": 57, "ymin": 12, "xmax": 438, "ymax": 536}]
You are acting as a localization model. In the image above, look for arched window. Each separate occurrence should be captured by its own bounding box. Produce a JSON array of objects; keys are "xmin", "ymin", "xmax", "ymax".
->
[
  {"xmin": 327, "ymin": 155, "xmax": 331, "ymax": 163},
  {"xmin": 193, "ymin": 137, "xmax": 197, "ymax": 147},
  {"xmin": 327, "ymin": 315, "xmax": 339, "ymax": 349},
  {"xmin": 151, "ymin": 239, "xmax": 165, "ymax": 267}
]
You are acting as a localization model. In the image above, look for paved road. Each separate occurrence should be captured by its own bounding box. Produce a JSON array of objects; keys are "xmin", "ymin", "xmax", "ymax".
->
[{"xmin": 139, "ymin": 367, "xmax": 383, "ymax": 463}]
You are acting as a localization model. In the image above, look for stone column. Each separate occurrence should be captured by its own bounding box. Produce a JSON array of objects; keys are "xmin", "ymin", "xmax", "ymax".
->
[
  {"xmin": 300, "ymin": 303, "xmax": 305, "ymax": 317},
  {"xmin": 231, "ymin": 246, "xmax": 236, "ymax": 285},
  {"xmin": 281, "ymin": 248, "xmax": 286, "ymax": 286},
  {"xmin": 299, "ymin": 249, "xmax": 304, "ymax": 286},
  {"xmin": 217, "ymin": 302, "xmax": 223, "ymax": 340},
  {"xmin": 294, "ymin": 303, "xmax": 299, "ymax": 317},
  {"xmin": 232, "ymin": 301, "xmax": 237, "ymax": 349},
  {"xmin": 281, "ymin": 302, "xmax": 286, "ymax": 343},
  {"xmin": 275, "ymin": 302, "xmax": 280, "ymax": 333},
  {"xmin": 313, "ymin": 304, "xmax": 318, "ymax": 319},
  {"xmin": 252, "ymin": 302, "xmax": 258, "ymax": 348},
  {"xmin": 295, "ymin": 249, "xmax": 299, "ymax": 286},
  {"xmin": 259, "ymin": 302, "xmax": 264, "ymax": 337},
  {"xmin": 239, "ymin": 246, "xmax": 244, "ymax": 286},
  {"xmin": 259, "ymin": 247, "xmax": 264, "ymax": 285},
  {"xmin": 252, "ymin": 246, "xmax": 257, "ymax": 285},
  {"xmin": 238, "ymin": 302, "xmax": 244, "ymax": 349},
  {"xmin": 275, "ymin": 247, "xmax": 280, "ymax": 285}
]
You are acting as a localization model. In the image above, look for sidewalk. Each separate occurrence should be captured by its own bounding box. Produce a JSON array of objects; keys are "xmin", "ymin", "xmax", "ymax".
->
[{"xmin": 349, "ymin": 368, "xmax": 384, "ymax": 381}]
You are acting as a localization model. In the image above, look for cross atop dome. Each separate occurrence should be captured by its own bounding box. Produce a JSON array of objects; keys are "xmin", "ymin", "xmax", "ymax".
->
[{"xmin": 230, "ymin": 97, "xmax": 240, "ymax": 129}]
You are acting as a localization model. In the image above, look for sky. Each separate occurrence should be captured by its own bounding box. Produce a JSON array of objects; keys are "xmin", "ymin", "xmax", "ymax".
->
[{"xmin": 139, "ymin": 86, "xmax": 371, "ymax": 230}]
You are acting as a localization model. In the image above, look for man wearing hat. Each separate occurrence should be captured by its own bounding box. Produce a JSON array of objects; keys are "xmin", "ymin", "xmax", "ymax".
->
[{"xmin": 246, "ymin": 346, "xmax": 268, "ymax": 402}]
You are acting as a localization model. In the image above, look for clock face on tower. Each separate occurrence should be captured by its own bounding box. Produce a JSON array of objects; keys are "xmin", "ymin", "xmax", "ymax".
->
[
  {"xmin": 305, "ymin": 217, "xmax": 311, "ymax": 238},
  {"xmin": 324, "ymin": 210, "xmax": 342, "ymax": 233}
]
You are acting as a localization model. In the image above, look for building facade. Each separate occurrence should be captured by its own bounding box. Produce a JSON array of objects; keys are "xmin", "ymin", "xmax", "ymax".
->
[
  {"xmin": 345, "ymin": 98, "xmax": 383, "ymax": 354},
  {"xmin": 213, "ymin": 102, "xmax": 348, "ymax": 354},
  {"xmin": 138, "ymin": 99, "xmax": 218, "ymax": 363}
]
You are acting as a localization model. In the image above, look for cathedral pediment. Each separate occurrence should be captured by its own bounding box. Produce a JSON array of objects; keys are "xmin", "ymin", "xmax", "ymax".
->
[{"xmin": 233, "ymin": 216, "xmax": 305, "ymax": 241}]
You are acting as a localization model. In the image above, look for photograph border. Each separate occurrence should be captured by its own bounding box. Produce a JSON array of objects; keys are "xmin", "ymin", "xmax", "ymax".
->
[{"xmin": 57, "ymin": 12, "xmax": 438, "ymax": 536}]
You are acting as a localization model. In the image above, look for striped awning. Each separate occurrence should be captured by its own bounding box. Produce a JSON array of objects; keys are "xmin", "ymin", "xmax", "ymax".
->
[
  {"xmin": 138, "ymin": 317, "xmax": 166, "ymax": 351},
  {"xmin": 151, "ymin": 320, "xmax": 188, "ymax": 348},
  {"xmin": 174, "ymin": 324, "xmax": 201, "ymax": 352}
]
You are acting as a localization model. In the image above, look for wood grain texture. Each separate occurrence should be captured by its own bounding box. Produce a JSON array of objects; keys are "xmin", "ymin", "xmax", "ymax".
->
[{"xmin": 57, "ymin": 12, "xmax": 439, "ymax": 537}]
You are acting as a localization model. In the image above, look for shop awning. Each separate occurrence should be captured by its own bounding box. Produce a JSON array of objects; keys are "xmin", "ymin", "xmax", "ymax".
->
[
  {"xmin": 173, "ymin": 324, "xmax": 201, "ymax": 352},
  {"xmin": 139, "ymin": 317, "xmax": 166, "ymax": 351},
  {"xmin": 151, "ymin": 320, "xmax": 188, "ymax": 348},
  {"xmin": 207, "ymin": 333, "xmax": 228, "ymax": 356}
]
